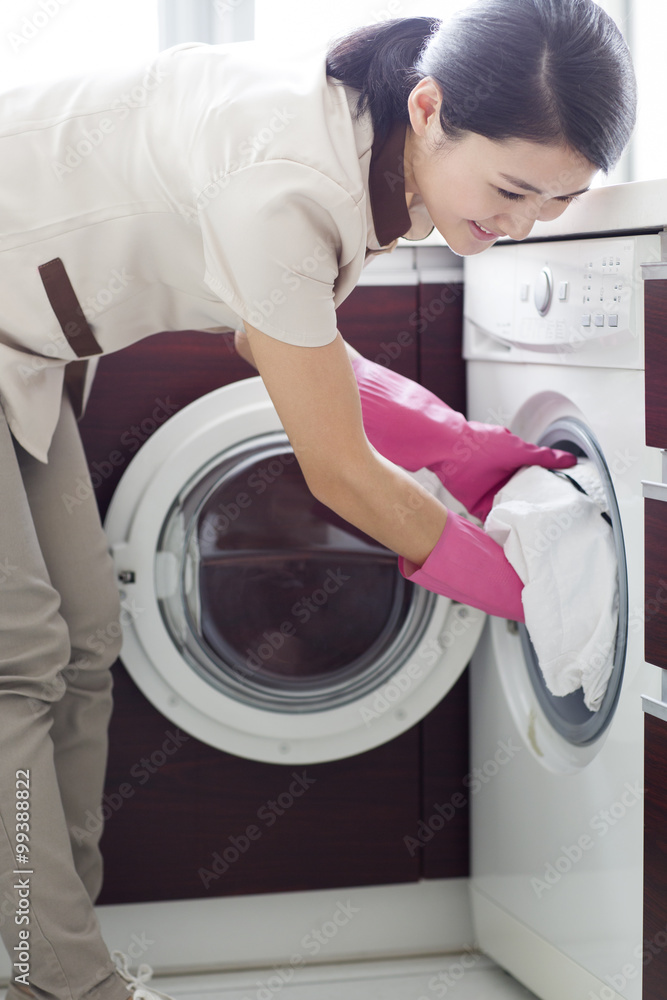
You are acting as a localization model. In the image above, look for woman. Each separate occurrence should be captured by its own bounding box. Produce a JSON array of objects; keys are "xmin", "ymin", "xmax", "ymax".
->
[{"xmin": 0, "ymin": 2, "xmax": 635, "ymax": 999}]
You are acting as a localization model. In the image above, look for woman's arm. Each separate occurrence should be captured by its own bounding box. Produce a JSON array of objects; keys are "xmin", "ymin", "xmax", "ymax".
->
[
  {"xmin": 235, "ymin": 326, "xmax": 362, "ymax": 366},
  {"xmin": 241, "ymin": 322, "xmax": 447, "ymax": 568},
  {"xmin": 237, "ymin": 323, "xmax": 527, "ymax": 620}
]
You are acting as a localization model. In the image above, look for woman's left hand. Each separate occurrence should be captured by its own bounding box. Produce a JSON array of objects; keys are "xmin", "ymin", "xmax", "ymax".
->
[{"xmin": 350, "ymin": 353, "xmax": 576, "ymax": 521}]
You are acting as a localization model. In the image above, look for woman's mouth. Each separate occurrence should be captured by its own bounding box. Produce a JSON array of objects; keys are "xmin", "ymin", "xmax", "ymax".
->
[{"xmin": 469, "ymin": 220, "xmax": 501, "ymax": 242}]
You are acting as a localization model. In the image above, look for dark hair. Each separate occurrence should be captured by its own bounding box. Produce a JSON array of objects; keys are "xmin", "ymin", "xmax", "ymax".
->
[{"xmin": 326, "ymin": 1, "xmax": 636, "ymax": 172}]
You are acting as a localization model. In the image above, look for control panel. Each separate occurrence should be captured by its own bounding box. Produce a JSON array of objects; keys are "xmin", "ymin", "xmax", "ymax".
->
[
  {"xmin": 463, "ymin": 233, "xmax": 662, "ymax": 369},
  {"xmin": 513, "ymin": 239, "xmax": 633, "ymax": 349}
]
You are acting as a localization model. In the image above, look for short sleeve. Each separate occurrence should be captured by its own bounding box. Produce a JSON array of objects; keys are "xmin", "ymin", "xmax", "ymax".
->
[{"xmin": 198, "ymin": 161, "xmax": 364, "ymax": 347}]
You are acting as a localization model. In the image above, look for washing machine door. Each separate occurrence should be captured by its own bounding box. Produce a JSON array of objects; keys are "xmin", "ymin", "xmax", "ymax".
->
[
  {"xmin": 490, "ymin": 410, "xmax": 630, "ymax": 772},
  {"xmin": 105, "ymin": 377, "xmax": 485, "ymax": 764}
]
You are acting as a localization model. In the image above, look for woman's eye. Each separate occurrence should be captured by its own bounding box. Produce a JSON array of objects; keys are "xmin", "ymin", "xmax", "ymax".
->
[
  {"xmin": 555, "ymin": 195, "xmax": 578, "ymax": 204},
  {"xmin": 497, "ymin": 188, "xmax": 524, "ymax": 202}
]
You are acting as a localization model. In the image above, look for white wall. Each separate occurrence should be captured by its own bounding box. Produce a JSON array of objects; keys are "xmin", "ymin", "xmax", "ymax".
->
[
  {"xmin": 0, "ymin": 0, "xmax": 159, "ymax": 89},
  {"xmin": 253, "ymin": 0, "xmax": 629, "ymax": 56},
  {"xmin": 628, "ymin": 0, "xmax": 667, "ymax": 181}
]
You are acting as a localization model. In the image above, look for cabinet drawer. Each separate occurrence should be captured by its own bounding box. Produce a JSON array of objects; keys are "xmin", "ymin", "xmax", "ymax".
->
[
  {"xmin": 645, "ymin": 278, "xmax": 667, "ymax": 449},
  {"xmin": 645, "ymin": 497, "xmax": 667, "ymax": 669},
  {"xmin": 644, "ymin": 710, "xmax": 667, "ymax": 1000},
  {"xmin": 417, "ymin": 282, "xmax": 465, "ymax": 414},
  {"xmin": 337, "ymin": 284, "xmax": 419, "ymax": 380}
]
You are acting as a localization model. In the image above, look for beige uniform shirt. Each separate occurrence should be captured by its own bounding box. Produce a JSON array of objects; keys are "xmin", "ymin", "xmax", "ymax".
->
[{"xmin": 0, "ymin": 40, "xmax": 433, "ymax": 461}]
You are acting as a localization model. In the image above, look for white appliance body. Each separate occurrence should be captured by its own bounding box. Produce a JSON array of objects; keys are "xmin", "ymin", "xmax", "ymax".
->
[{"xmin": 466, "ymin": 221, "xmax": 664, "ymax": 1000}]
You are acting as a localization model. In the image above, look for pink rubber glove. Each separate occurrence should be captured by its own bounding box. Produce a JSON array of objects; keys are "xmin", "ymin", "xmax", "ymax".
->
[
  {"xmin": 401, "ymin": 511, "xmax": 525, "ymax": 621},
  {"xmin": 351, "ymin": 354, "xmax": 576, "ymax": 521}
]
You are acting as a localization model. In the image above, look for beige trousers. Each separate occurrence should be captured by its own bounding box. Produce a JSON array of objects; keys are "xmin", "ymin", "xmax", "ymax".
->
[{"xmin": 0, "ymin": 391, "xmax": 131, "ymax": 1000}]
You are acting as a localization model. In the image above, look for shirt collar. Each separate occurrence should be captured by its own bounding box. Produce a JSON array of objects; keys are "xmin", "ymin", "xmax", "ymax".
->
[
  {"xmin": 368, "ymin": 119, "xmax": 412, "ymax": 247},
  {"xmin": 367, "ymin": 119, "xmax": 435, "ymax": 247}
]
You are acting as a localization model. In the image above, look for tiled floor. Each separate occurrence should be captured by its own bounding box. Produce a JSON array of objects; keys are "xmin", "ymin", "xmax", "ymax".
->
[{"xmin": 130, "ymin": 954, "xmax": 540, "ymax": 1000}]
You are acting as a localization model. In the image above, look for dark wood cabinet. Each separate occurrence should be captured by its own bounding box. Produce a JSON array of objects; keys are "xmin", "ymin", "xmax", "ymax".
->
[
  {"xmin": 80, "ymin": 270, "xmax": 470, "ymax": 904},
  {"xmin": 337, "ymin": 283, "xmax": 419, "ymax": 380},
  {"xmin": 416, "ymin": 282, "xmax": 466, "ymax": 414},
  {"xmin": 645, "ymin": 277, "xmax": 667, "ymax": 450},
  {"xmin": 645, "ymin": 497, "xmax": 667, "ymax": 670},
  {"xmin": 643, "ymin": 272, "xmax": 667, "ymax": 670},
  {"xmin": 643, "ymin": 270, "xmax": 667, "ymax": 1000},
  {"xmin": 643, "ymin": 710, "xmax": 667, "ymax": 1000}
]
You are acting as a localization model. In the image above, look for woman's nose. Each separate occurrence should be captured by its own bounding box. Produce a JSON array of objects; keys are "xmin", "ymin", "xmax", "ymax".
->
[{"xmin": 501, "ymin": 213, "xmax": 536, "ymax": 242}]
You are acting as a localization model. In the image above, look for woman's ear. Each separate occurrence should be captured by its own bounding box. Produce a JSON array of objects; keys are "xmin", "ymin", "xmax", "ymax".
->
[{"xmin": 407, "ymin": 76, "xmax": 443, "ymax": 137}]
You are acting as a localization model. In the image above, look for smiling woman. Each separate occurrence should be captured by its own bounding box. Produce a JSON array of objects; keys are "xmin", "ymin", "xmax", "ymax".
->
[
  {"xmin": 401, "ymin": 128, "xmax": 598, "ymax": 252},
  {"xmin": 326, "ymin": 0, "xmax": 636, "ymax": 253},
  {"xmin": 0, "ymin": 2, "xmax": 637, "ymax": 999}
]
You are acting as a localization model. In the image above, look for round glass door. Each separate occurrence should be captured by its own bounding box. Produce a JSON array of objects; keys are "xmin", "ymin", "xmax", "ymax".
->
[{"xmin": 157, "ymin": 431, "xmax": 436, "ymax": 713}]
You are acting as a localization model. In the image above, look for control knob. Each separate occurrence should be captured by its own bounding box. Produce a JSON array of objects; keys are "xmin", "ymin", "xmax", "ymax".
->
[{"xmin": 534, "ymin": 266, "xmax": 553, "ymax": 316}]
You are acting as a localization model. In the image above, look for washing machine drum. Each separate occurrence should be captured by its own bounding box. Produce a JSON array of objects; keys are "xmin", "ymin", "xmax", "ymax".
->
[{"xmin": 105, "ymin": 377, "xmax": 484, "ymax": 764}]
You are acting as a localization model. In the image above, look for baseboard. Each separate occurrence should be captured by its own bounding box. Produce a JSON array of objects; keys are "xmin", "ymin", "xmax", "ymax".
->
[
  {"xmin": 0, "ymin": 879, "xmax": 473, "ymax": 981},
  {"xmin": 470, "ymin": 884, "xmax": 626, "ymax": 1000}
]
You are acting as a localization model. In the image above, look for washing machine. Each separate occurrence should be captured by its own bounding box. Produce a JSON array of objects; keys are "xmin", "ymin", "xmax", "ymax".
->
[
  {"xmin": 103, "ymin": 373, "xmax": 483, "ymax": 765},
  {"xmin": 465, "ymin": 180, "xmax": 667, "ymax": 1000}
]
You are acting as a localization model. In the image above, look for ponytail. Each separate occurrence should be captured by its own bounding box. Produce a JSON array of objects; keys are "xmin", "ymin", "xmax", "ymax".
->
[{"xmin": 326, "ymin": 17, "xmax": 439, "ymax": 139}]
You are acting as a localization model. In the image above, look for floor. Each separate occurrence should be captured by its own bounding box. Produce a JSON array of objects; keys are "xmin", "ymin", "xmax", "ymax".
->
[
  {"xmin": 114, "ymin": 954, "xmax": 540, "ymax": 1000},
  {"xmin": 0, "ymin": 954, "xmax": 541, "ymax": 999}
]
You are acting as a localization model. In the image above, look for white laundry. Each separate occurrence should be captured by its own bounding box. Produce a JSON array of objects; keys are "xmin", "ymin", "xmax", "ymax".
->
[{"xmin": 484, "ymin": 461, "xmax": 618, "ymax": 712}]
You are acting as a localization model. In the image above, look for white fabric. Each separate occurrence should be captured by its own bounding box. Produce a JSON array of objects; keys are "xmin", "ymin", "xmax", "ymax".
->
[
  {"xmin": 0, "ymin": 40, "xmax": 434, "ymax": 461},
  {"xmin": 484, "ymin": 461, "xmax": 618, "ymax": 711}
]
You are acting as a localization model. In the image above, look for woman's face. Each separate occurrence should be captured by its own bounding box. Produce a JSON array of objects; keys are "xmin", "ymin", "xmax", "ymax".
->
[{"xmin": 404, "ymin": 79, "xmax": 599, "ymax": 256}]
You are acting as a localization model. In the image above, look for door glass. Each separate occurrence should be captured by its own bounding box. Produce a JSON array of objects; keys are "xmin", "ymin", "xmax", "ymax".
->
[{"xmin": 157, "ymin": 432, "xmax": 435, "ymax": 712}]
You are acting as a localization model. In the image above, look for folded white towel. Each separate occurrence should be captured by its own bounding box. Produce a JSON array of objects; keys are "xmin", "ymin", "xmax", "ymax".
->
[{"xmin": 484, "ymin": 461, "xmax": 618, "ymax": 712}]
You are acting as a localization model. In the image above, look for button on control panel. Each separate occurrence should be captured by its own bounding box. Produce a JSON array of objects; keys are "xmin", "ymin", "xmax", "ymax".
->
[{"xmin": 580, "ymin": 251, "xmax": 627, "ymax": 330}]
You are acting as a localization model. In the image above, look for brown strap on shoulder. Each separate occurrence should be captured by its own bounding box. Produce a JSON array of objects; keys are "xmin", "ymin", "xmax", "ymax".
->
[
  {"xmin": 38, "ymin": 257, "xmax": 102, "ymax": 358},
  {"xmin": 38, "ymin": 257, "xmax": 102, "ymax": 419}
]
